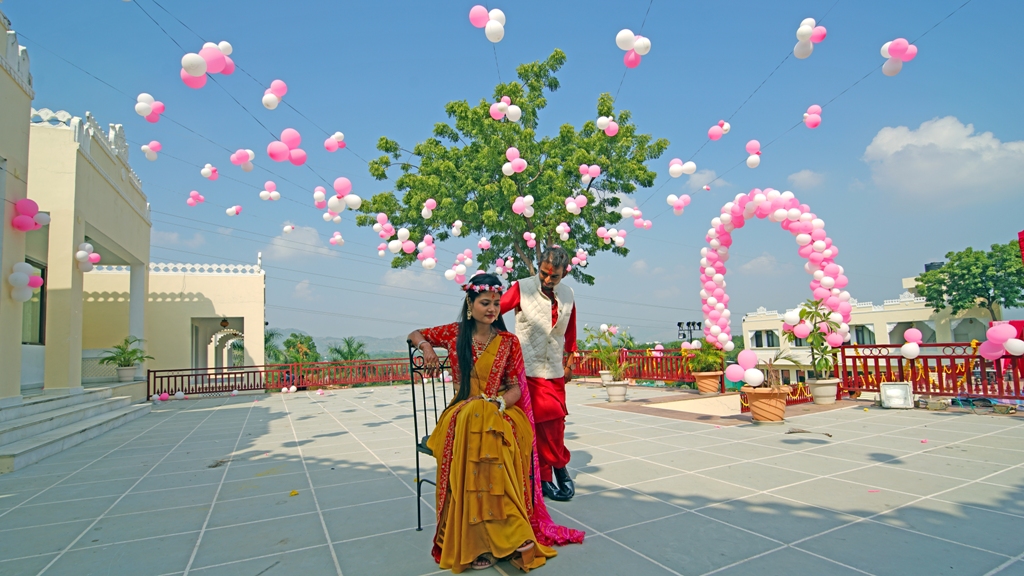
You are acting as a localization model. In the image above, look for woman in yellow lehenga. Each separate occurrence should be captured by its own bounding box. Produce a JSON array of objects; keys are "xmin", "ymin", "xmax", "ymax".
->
[{"xmin": 409, "ymin": 274, "xmax": 583, "ymax": 573}]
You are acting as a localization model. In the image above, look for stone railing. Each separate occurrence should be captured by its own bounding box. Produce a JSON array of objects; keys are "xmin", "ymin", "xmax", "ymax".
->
[{"xmin": 93, "ymin": 263, "xmax": 263, "ymax": 276}]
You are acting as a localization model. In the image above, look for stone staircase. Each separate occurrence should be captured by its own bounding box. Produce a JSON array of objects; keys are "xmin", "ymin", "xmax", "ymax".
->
[{"xmin": 0, "ymin": 388, "xmax": 150, "ymax": 474}]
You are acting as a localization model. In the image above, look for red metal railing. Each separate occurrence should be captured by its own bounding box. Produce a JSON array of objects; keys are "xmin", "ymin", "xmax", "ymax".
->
[
  {"xmin": 839, "ymin": 343, "xmax": 1023, "ymax": 400},
  {"xmin": 572, "ymin": 349, "xmax": 699, "ymax": 384},
  {"xmin": 295, "ymin": 359, "xmax": 410, "ymax": 389}
]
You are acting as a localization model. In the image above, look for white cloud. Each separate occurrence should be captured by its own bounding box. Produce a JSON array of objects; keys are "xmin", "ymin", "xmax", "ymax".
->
[
  {"xmin": 787, "ymin": 169, "xmax": 824, "ymax": 189},
  {"xmin": 863, "ymin": 116, "xmax": 1024, "ymax": 203},
  {"xmin": 293, "ymin": 279, "xmax": 315, "ymax": 301},
  {"xmin": 738, "ymin": 252, "xmax": 785, "ymax": 276},
  {"xmin": 264, "ymin": 226, "xmax": 332, "ymax": 260},
  {"xmin": 152, "ymin": 230, "xmax": 205, "ymax": 248},
  {"xmin": 630, "ymin": 259, "xmax": 649, "ymax": 274},
  {"xmin": 686, "ymin": 169, "xmax": 727, "ymax": 191},
  {"xmin": 381, "ymin": 268, "xmax": 446, "ymax": 295}
]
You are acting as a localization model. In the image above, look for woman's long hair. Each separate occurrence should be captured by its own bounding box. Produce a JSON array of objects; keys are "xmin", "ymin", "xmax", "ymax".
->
[{"xmin": 454, "ymin": 274, "xmax": 508, "ymax": 403}]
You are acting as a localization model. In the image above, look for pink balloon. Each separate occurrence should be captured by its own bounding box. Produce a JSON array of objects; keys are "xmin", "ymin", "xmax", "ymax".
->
[
  {"xmin": 267, "ymin": 141, "xmax": 289, "ymax": 162},
  {"xmin": 280, "ymin": 128, "xmax": 301, "ymax": 149},
  {"xmin": 904, "ymin": 328, "xmax": 923, "ymax": 344},
  {"xmin": 402, "ymin": 241, "xmax": 416, "ymax": 254},
  {"xmin": 189, "ymin": 190, "xmax": 200, "ymax": 198},
  {"xmin": 510, "ymin": 158, "xmax": 527, "ymax": 173},
  {"xmin": 810, "ymin": 26, "xmax": 827, "ymax": 43},
  {"xmin": 425, "ymin": 198, "xmax": 437, "ymax": 210},
  {"xmin": 587, "ymin": 165, "xmax": 601, "ymax": 178},
  {"xmin": 900, "ymin": 44, "xmax": 918, "ymax": 62},
  {"xmin": 12, "ymin": 215, "xmax": 35, "ymax": 231},
  {"xmin": 288, "ymin": 149, "xmax": 307, "ymax": 166},
  {"xmin": 725, "ymin": 364, "xmax": 746, "ymax": 382},
  {"xmin": 27, "ymin": 275, "xmax": 44, "ymax": 289},
  {"xmin": 489, "ymin": 103, "xmax": 505, "ymax": 120},
  {"xmin": 159, "ymin": 393, "xmax": 169, "ymax": 401},
  {"xmin": 88, "ymin": 252, "xmax": 101, "ymax": 264},
  {"xmin": 324, "ymin": 138, "xmax": 339, "ymax": 152},
  {"xmin": 264, "ymin": 181, "xmax": 277, "ymax": 192},
  {"xmin": 512, "ymin": 199, "xmax": 525, "ymax": 214},
  {"xmin": 14, "ymin": 199, "xmax": 38, "ymax": 216},
  {"xmin": 604, "ymin": 122, "xmax": 619, "ymax": 137},
  {"xmin": 807, "ymin": 105, "xmax": 822, "ymax": 115},
  {"xmin": 825, "ymin": 296, "xmax": 840, "ymax": 310},
  {"xmin": 987, "ymin": 324, "xmax": 1018, "ymax": 344},
  {"xmin": 270, "ymin": 80, "xmax": 288, "ymax": 98},
  {"xmin": 812, "ymin": 287, "xmax": 831, "ymax": 301},
  {"xmin": 708, "ymin": 125, "xmax": 723, "ymax": 140},
  {"xmin": 455, "ymin": 274, "xmax": 466, "ymax": 284},
  {"xmin": 501, "ymin": 96, "xmax": 511, "ymax": 105},
  {"xmin": 888, "ymin": 38, "xmax": 909, "ymax": 59},
  {"xmin": 180, "ymin": 68, "xmax": 207, "ymax": 89},
  {"xmin": 151, "ymin": 101, "xmax": 165, "ymax": 114},
  {"xmin": 623, "ymin": 50, "xmax": 641, "ymax": 69},
  {"xmin": 745, "ymin": 140, "xmax": 761, "ymax": 154},
  {"xmin": 805, "ymin": 114, "xmax": 821, "ymax": 129},
  {"xmin": 149, "ymin": 141, "xmax": 162, "ymax": 152},
  {"xmin": 575, "ymin": 195, "xmax": 588, "ymax": 207},
  {"xmin": 143, "ymin": 112, "xmax": 159, "ymax": 123},
  {"xmin": 826, "ymin": 333, "xmax": 844, "ymax": 347},
  {"xmin": 978, "ymin": 340, "xmax": 1004, "ymax": 361},
  {"xmin": 793, "ymin": 324, "xmax": 812, "ymax": 339},
  {"xmin": 737, "ymin": 350, "xmax": 758, "ymax": 370},
  {"xmin": 199, "ymin": 46, "xmax": 226, "ymax": 74},
  {"xmin": 469, "ymin": 5, "xmax": 489, "ymax": 28},
  {"xmin": 506, "ymin": 147, "xmax": 520, "ymax": 161},
  {"xmin": 221, "ymin": 56, "xmax": 235, "ymax": 75}
]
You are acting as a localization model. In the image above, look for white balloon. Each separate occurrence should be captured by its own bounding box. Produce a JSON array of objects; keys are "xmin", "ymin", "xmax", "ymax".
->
[
  {"xmin": 397, "ymin": 228, "xmax": 410, "ymax": 241},
  {"xmin": 801, "ymin": 18, "xmax": 816, "ymax": 28},
  {"xmin": 724, "ymin": 341, "xmax": 735, "ymax": 352},
  {"xmin": 880, "ymin": 41, "xmax": 892, "ymax": 59},
  {"xmin": 388, "ymin": 240, "xmax": 402, "ymax": 253},
  {"xmin": 333, "ymin": 132, "xmax": 345, "ymax": 142},
  {"xmin": 181, "ymin": 53, "xmax": 207, "ymax": 77},
  {"xmin": 327, "ymin": 196, "xmax": 345, "ymax": 213},
  {"xmin": 669, "ymin": 164, "xmax": 684, "ymax": 178},
  {"xmin": 452, "ymin": 227, "xmax": 462, "ymax": 236},
  {"xmin": 746, "ymin": 154, "xmax": 760, "ymax": 169},
  {"xmin": 270, "ymin": 191, "xmax": 280, "ymax": 201},
  {"xmin": 615, "ymin": 29, "xmax": 636, "ymax": 51},
  {"xmin": 421, "ymin": 207, "xmax": 433, "ymax": 219},
  {"xmin": 1003, "ymin": 338, "xmax": 1024, "ymax": 356},
  {"xmin": 596, "ymin": 116, "xmax": 611, "ymax": 130},
  {"xmin": 523, "ymin": 206, "xmax": 535, "ymax": 218},
  {"xmin": 772, "ymin": 209, "xmax": 788, "ymax": 221},
  {"xmin": 444, "ymin": 269, "xmax": 457, "ymax": 280},
  {"xmin": 502, "ymin": 162, "xmax": 515, "ymax": 176},
  {"xmin": 75, "ymin": 250, "xmax": 90, "ymax": 262},
  {"xmin": 581, "ymin": 174, "xmax": 592, "ymax": 185},
  {"xmin": 485, "ymin": 20, "xmax": 504, "ymax": 43},
  {"xmin": 134, "ymin": 102, "xmax": 152, "ymax": 117},
  {"xmin": 203, "ymin": 42, "xmax": 218, "ymax": 49},
  {"xmin": 12, "ymin": 262, "xmax": 33, "ymax": 274},
  {"xmin": 78, "ymin": 262, "xmax": 94, "ymax": 273},
  {"xmin": 666, "ymin": 194, "xmax": 679, "ymax": 206},
  {"xmin": 621, "ymin": 207, "xmax": 635, "ymax": 218},
  {"xmin": 11, "ymin": 286, "xmax": 33, "ymax": 302},
  {"xmin": 506, "ymin": 105, "xmax": 522, "ymax": 122},
  {"xmin": 455, "ymin": 264, "xmax": 467, "ymax": 275},
  {"xmin": 259, "ymin": 190, "xmax": 271, "ymax": 200},
  {"xmin": 633, "ymin": 36, "xmax": 652, "ymax": 56},
  {"xmin": 614, "ymin": 236, "xmax": 625, "ymax": 247},
  {"xmin": 262, "ymin": 94, "xmax": 280, "ymax": 110},
  {"xmin": 464, "ymin": 258, "xmax": 473, "ymax": 266},
  {"xmin": 900, "ymin": 342, "xmax": 920, "ymax": 360},
  {"xmin": 423, "ymin": 258, "xmax": 436, "ymax": 270},
  {"xmin": 137, "ymin": 93, "xmax": 155, "ymax": 105},
  {"xmin": 796, "ymin": 25, "xmax": 813, "ymax": 42},
  {"xmin": 783, "ymin": 310, "xmax": 800, "ymax": 326},
  {"xmin": 201, "ymin": 167, "xmax": 212, "ymax": 178},
  {"xmin": 322, "ymin": 212, "xmax": 333, "ymax": 222},
  {"xmin": 681, "ymin": 161, "xmax": 697, "ymax": 175},
  {"xmin": 793, "ymin": 40, "xmax": 813, "ymax": 59},
  {"xmin": 721, "ymin": 122, "xmax": 731, "ymax": 134},
  {"xmin": 225, "ymin": 207, "xmax": 236, "ymax": 216},
  {"xmin": 283, "ymin": 226, "xmax": 294, "ymax": 233},
  {"xmin": 820, "ymin": 276, "xmax": 835, "ymax": 289},
  {"xmin": 7, "ymin": 272, "xmax": 29, "ymax": 288},
  {"xmin": 241, "ymin": 161, "xmax": 254, "ymax": 172},
  {"xmin": 344, "ymin": 194, "xmax": 362, "ymax": 210},
  {"xmin": 882, "ymin": 57, "xmax": 903, "ymax": 77},
  {"xmin": 79, "ymin": 243, "xmax": 93, "ymax": 253},
  {"xmin": 247, "ymin": 149, "xmax": 256, "ymax": 160},
  {"xmin": 145, "ymin": 151, "xmax": 158, "ymax": 161},
  {"xmin": 218, "ymin": 41, "xmax": 233, "ymax": 55},
  {"xmin": 488, "ymin": 8, "xmax": 505, "ymax": 25},
  {"xmin": 497, "ymin": 102, "xmax": 509, "ymax": 114},
  {"xmin": 744, "ymin": 368, "xmax": 765, "ymax": 387},
  {"xmin": 524, "ymin": 195, "xmax": 534, "ymax": 205}
]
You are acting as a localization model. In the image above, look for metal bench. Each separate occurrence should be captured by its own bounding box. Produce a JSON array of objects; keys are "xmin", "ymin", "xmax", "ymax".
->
[{"xmin": 407, "ymin": 339, "xmax": 452, "ymax": 531}]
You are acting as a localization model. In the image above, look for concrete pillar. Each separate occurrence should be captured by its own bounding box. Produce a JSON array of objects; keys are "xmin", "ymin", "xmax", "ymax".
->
[
  {"xmin": 0, "ymin": 163, "xmax": 26, "ymax": 406},
  {"xmin": 874, "ymin": 322, "xmax": 891, "ymax": 345},
  {"xmin": 129, "ymin": 262, "xmax": 147, "ymax": 380},
  {"xmin": 43, "ymin": 209, "xmax": 85, "ymax": 395}
]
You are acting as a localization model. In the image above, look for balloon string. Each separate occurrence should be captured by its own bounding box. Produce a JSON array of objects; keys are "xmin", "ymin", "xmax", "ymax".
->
[
  {"xmin": 493, "ymin": 45, "xmax": 503, "ymax": 84},
  {"xmin": 639, "ymin": 0, "xmax": 655, "ymax": 33}
]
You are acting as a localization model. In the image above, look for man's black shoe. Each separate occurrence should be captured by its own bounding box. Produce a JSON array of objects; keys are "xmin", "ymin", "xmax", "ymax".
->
[
  {"xmin": 542, "ymin": 481, "xmax": 561, "ymax": 500},
  {"xmin": 553, "ymin": 467, "xmax": 575, "ymax": 500}
]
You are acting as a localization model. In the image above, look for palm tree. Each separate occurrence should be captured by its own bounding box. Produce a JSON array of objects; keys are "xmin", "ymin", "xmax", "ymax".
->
[
  {"xmin": 229, "ymin": 339, "xmax": 245, "ymax": 366},
  {"xmin": 265, "ymin": 328, "xmax": 286, "ymax": 364},
  {"xmin": 328, "ymin": 336, "xmax": 370, "ymax": 361}
]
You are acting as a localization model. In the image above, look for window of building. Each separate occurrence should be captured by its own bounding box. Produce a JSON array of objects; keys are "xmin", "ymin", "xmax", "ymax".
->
[
  {"xmin": 852, "ymin": 325, "xmax": 875, "ymax": 345},
  {"xmin": 792, "ymin": 337, "xmax": 808, "ymax": 347},
  {"xmin": 749, "ymin": 330, "xmax": 779, "ymax": 348},
  {"xmin": 21, "ymin": 259, "xmax": 46, "ymax": 345}
]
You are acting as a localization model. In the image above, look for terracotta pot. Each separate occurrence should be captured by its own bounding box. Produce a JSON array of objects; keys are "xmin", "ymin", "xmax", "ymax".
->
[
  {"xmin": 807, "ymin": 378, "xmax": 839, "ymax": 405},
  {"xmin": 742, "ymin": 385, "xmax": 791, "ymax": 422},
  {"xmin": 693, "ymin": 371, "xmax": 723, "ymax": 395},
  {"xmin": 606, "ymin": 381, "xmax": 628, "ymax": 402}
]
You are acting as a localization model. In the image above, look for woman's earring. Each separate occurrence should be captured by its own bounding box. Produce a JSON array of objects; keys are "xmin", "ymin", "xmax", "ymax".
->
[{"xmin": 466, "ymin": 299, "xmax": 473, "ymax": 320}]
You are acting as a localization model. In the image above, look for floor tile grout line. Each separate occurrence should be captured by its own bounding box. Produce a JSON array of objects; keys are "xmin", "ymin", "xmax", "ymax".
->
[
  {"xmin": 187, "ymin": 543, "xmax": 328, "ymax": 573},
  {"xmin": 545, "ymin": 507, "xmax": 685, "ymax": 575},
  {"xmin": 984, "ymin": 550, "xmax": 1024, "ymax": 576},
  {"xmin": 0, "ymin": 407, "xmax": 194, "ymax": 521},
  {"xmin": 33, "ymin": 398, "xmax": 232, "ymax": 576},
  {"xmin": 279, "ymin": 394, "xmax": 344, "ymax": 576},
  {"xmin": 182, "ymin": 399, "xmax": 257, "ymax": 575}
]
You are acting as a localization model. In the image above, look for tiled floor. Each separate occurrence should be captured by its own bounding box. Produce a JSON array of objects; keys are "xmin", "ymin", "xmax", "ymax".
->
[{"xmin": 0, "ymin": 383, "xmax": 1022, "ymax": 575}]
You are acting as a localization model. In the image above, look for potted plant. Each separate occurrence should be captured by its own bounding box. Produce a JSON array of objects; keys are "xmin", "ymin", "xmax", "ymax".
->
[
  {"xmin": 781, "ymin": 298, "xmax": 843, "ymax": 405},
  {"xmin": 98, "ymin": 336, "xmax": 155, "ymax": 382},
  {"xmin": 583, "ymin": 324, "xmax": 634, "ymax": 401},
  {"xmin": 741, "ymin": 350, "xmax": 798, "ymax": 423},
  {"xmin": 688, "ymin": 340, "xmax": 725, "ymax": 395}
]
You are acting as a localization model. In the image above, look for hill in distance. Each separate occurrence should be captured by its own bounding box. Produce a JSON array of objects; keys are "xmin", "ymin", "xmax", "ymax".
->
[{"xmin": 271, "ymin": 327, "xmax": 407, "ymax": 355}]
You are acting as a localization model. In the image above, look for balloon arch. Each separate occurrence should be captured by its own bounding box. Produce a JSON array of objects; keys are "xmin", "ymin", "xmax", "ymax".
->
[{"xmin": 696, "ymin": 188, "xmax": 854, "ymax": 352}]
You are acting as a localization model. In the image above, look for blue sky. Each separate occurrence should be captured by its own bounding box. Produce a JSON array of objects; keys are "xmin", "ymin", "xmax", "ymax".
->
[{"xmin": 6, "ymin": 0, "xmax": 1023, "ymax": 342}]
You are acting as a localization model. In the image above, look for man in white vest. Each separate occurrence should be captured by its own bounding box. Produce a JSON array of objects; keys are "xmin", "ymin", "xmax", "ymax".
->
[{"xmin": 500, "ymin": 247, "xmax": 578, "ymax": 501}]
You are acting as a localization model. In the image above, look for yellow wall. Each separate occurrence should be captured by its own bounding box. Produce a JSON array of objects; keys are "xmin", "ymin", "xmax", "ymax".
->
[
  {"xmin": 0, "ymin": 10, "xmax": 34, "ymax": 402},
  {"xmin": 82, "ymin": 265, "xmax": 266, "ymax": 370}
]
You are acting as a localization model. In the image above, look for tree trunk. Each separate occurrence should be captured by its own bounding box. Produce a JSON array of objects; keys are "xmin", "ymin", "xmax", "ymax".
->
[{"xmin": 987, "ymin": 303, "xmax": 999, "ymax": 322}]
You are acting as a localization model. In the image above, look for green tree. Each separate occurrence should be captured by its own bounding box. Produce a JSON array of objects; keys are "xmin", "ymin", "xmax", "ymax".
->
[
  {"xmin": 282, "ymin": 332, "xmax": 321, "ymax": 364},
  {"xmin": 359, "ymin": 49, "xmax": 669, "ymax": 285},
  {"xmin": 916, "ymin": 241, "xmax": 1024, "ymax": 322},
  {"xmin": 264, "ymin": 328, "xmax": 286, "ymax": 364},
  {"xmin": 230, "ymin": 339, "xmax": 245, "ymax": 366},
  {"xmin": 328, "ymin": 337, "xmax": 370, "ymax": 361}
]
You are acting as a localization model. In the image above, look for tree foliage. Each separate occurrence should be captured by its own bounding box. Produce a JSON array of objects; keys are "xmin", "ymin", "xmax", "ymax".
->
[
  {"xmin": 328, "ymin": 337, "xmax": 370, "ymax": 361},
  {"xmin": 359, "ymin": 49, "xmax": 669, "ymax": 284},
  {"xmin": 265, "ymin": 328, "xmax": 286, "ymax": 364},
  {"xmin": 916, "ymin": 241, "xmax": 1024, "ymax": 322},
  {"xmin": 283, "ymin": 332, "xmax": 321, "ymax": 364}
]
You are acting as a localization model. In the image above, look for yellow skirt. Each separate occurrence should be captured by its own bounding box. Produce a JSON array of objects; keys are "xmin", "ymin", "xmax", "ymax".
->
[{"xmin": 427, "ymin": 399, "xmax": 556, "ymax": 573}]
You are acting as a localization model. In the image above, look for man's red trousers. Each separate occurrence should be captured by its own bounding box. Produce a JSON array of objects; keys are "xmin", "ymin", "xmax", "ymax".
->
[{"xmin": 527, "ymin": 376, "xmax": 571, "ymax": 482}]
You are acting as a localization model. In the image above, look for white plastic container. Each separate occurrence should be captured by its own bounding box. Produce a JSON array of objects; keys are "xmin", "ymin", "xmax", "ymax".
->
[{"xmin": 880, "ymin": 382, "xmax": 914, "ymax": 409}]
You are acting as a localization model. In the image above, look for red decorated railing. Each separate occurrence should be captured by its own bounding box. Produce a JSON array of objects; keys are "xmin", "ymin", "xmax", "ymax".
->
[
  {"xmin": 572, "ymin": 349, "xmax": 698, "ymax": 383},
  {"xmin": 839, "ymin": 343, "xmax": 1023, "ymax": 400},
  {"xmin": 295, "ymin": 359, "xmax": 410, "ymax": 389}
]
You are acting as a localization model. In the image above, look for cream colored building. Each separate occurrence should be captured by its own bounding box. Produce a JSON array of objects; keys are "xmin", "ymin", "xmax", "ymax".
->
[
  {"xmin": 0, "ymin": 12, "xmax": 34, "ymax": 407},
  {"xmin": 741, "ymin": 277, "xmax": 992, "ymax": 383}
]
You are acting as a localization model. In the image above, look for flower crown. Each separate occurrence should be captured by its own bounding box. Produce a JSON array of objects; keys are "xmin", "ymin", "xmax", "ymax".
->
[{"xmin": 462, "ymin": 283, "xmax": 505, "ymax": 294}]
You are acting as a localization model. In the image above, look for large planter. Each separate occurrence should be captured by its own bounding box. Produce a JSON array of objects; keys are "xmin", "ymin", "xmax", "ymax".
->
[
  {"xmin": 742, "ymin": 385, "xmax": 791, "ymax": 423},
  {"xmin": 606, "ymin": 381, "xmax": 628, "ymax": 402},
  {"xmin": 599, "ymin": 370, "xmax": 613, "ymax": 386},
  {"xmin": 116, "ymin": 366, "xmax": 137, "ymax": 382},
  {"xmin": 807, "ymin": 378, "xmax": 839, "ymax": 405},
  {"xmin": 694, "ymin": 371, "xmax": 723, "ymax": 395}
]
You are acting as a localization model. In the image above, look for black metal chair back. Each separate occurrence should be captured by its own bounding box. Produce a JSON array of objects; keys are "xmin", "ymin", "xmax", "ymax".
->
[{"xmin": 408, "ymin": 340, "xmax": 452, "ymax": 531}]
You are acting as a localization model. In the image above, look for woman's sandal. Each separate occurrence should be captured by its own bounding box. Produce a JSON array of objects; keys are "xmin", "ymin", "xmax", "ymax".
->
[
  {"xmin": 472, "ymin": 553, "xmax": 497, "ymax": 570},
  {"xmin": 516, "ymin": 541, "xmax": 535, "ymax": 553}
]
